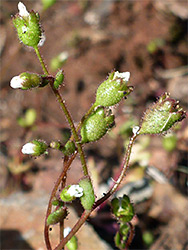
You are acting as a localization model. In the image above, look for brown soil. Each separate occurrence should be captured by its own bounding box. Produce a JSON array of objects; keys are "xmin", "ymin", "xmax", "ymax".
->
[{"xmin": 0, "ymin": 1, "xmax": 187, "ymax": 250}]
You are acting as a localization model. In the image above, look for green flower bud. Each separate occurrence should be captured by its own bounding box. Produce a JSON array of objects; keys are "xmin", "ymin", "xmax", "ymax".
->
[
  {"xmin": 62, "ymin": 141, "xmax": 76, "ymax": 156},
  {"xmin": 64, "ymin": 227, "xmax": 78, "ymax": 250},
  {"xmin": 10, "ymin": 72, "xmax": 46, "ymax": 90},
  {"xmin": 79, "ymin": 177, "xmax": 95, "ymax": 210},
  {"xmin": 60, "ymin": 185, "xmax": 84, "ymax": 202},
  {"xmin": 119, "ymin": 223, "xmax": 130, "ymax": 236},
  {"xmin": 12, "ymin": 2, "xmax": 44, "ymax": 48},
  {"xmin": 81, "ymin": 107, "xmax": 115, "ymax": 143},
  {"xmin": 95, "ymin": 71, "xmax": 133, "ymax": 107},
  {"xmin": 111, "ymin": 195, "xmax": 134, "ymax": 223},
  {"xmin": 51, "ymin": 197, "xmax": 60, "ymax": 206},
  {"xmin": 139, "ymin": 93, "xmax": 186, "ymax": 135},
  {"xmin": 50, "ymin": 51, "xmax": 69, "ymax": 72},
  {"xmin": 17, "ymin": 108, "xmax": 37, "ymax": 128},
  {"xmin": 50, "ymin": 141, "xmax": 61, "ymax": 150},
  {"xmin": 42, "ymin": 0, "xmax": 56, "ymax": 11},
  {"xmin": 54, "ymin": 70, "xmax": 64, "ymax": 89},
  {"xmin": 66, "ymin": 236, "xmax": 78, "ymax": 250},
  {"xmin": 114, "ymin": 224, "xmax": 130, "ymax": 249},
  {"xmin": 47, "ymin": 207, "xmax": 67, "ymax": 225},
  {"xmin": 21, "ymin": 139, "xmax": 48, "ymax": 156}
]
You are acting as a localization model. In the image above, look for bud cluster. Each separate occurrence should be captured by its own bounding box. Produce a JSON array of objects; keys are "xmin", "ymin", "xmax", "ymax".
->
[{"xmin": 139, "ymin": 93, "xmax": 186, "ymax": 135}]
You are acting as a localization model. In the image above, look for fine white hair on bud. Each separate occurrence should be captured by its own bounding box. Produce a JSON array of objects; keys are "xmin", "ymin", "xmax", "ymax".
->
[
  {"xmin": 38, "ymin": 33, "xmax": 46, "ymax": 47},
  {"xmin": 10, "ymin": 76, "xmax": 24, "ymax": 89},
  {"xmin": 21, "ymin": 142, "xmax": 35, "ymax": 154},
  {"xmin": 113, "ymin": 71, "xmax": 130, "ymax": 82},
  {"xmin": 18, "ymin": 2, "xmax": 29, "ymax": 17},
  {"xmin": 67, "ymin": 185, "xmax": 84, "ymax": 198},
  {"xmin": 64, "ymin": 227, "xmax": 71, "ymax": 238},
  {"xmin": 132, "ymin": 126, "xmax": 140, "ymax": 135}
]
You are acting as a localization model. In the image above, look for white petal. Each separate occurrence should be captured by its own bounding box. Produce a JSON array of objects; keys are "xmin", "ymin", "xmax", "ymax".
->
[
  {"xmin": 21, "ymin": 143, "xmax": 35, "ymax": 154},
  {"xmin": 10, "ymin": 76, "xmax": 24, "ymax": 89},
  {"xmin": 38, "ymin": 34, "xmax": 46, "ymax": 47},
  {"xmin": 18, "ymin": 2, "xmax": 29, "ymax": 17},
  {"xmin": 113, "ymin": 71, "xmax": 130, "ymax": 82},
  {"xmin": 67, "ymin": 185, "xmax": 83, "ymax": 198},
  {"xmin": 64, "ymin": 227, "xmax": 71, "ymax": 238}
]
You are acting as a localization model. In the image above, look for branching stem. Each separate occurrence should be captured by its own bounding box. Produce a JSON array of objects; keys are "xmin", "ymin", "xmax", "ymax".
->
[{"xmin": 54, "ymin": 133, "xmax": 138, "ymax": 250}]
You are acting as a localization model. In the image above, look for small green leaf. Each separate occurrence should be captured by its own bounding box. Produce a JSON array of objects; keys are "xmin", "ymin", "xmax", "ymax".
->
[
  {"xmin": 79, "ymin": 177, "xmax": 95, "ymax": 210},
  {"xmin": 47, "ymin": 207, "xmax": 67, "ymax": 225}
]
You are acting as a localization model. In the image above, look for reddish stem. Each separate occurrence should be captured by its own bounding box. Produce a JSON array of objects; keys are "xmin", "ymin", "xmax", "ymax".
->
[
  {"xmin": 54, "ymin": 133, "xmax": 138, "ymax": 250},
  {"xmin": 44, "ymin": 153, "xmax": 77, "ymax": 250}
]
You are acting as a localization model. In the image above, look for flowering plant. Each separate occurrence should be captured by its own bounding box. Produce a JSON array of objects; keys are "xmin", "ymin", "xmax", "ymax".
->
[{"xmin": 10, "ymin": 3, "xmax": 186, "ymax": 250}]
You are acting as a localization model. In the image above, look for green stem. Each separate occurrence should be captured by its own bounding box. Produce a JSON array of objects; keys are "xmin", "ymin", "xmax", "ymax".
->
[
  {"xmin": 34, "ymin": 46, "xmax": 48, "ymax": 75},
  {"xmin": 49, "ymin": 82, "xmax": 89, "ymax": 176},
  {"xmin": 34, "ymin": 46, "xmax": 89, "ymax": 176}
]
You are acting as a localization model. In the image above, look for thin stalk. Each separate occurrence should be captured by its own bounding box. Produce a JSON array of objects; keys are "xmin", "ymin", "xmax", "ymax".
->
[
  {"xmin": 94, "ymin": 133, "xmax": 138, "ymax": 208},
  {"xmin": 34, "ymin": 47, "xmax": 89, "ymax": 176},
  {"xmin": 34, "ymin": 46, "xmax": 48, "ymax": 75},
  {"xmin": 59, "ymin": 156, "xmax": 69, "ymax": 243},
  {"xmin": 49, "ymin": 82, "xmax": 89, "ymax": 176},
  {"xmin": 54, "ymin": 133, "xmax": 138, "ymax": 250},
  {"xmin": 44, "ymin": 153, "xmax": 77, "ymax": 250}
]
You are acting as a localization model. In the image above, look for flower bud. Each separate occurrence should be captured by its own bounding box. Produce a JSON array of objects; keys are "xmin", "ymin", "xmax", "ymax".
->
[
  {"xmin": 81, "ymin": 107, "xmax": 115, "ymax": 143},
  {"xmin": 42, "ymin": 0, "xmax": 57, "ymax": 11},
  {"xmin": 21, "ymin": 140, "xmax": 48, "ymax": 156},
  {"xmin": 53, "ymin": 70, "xmax": 64, "ymax": 89},
  {"xmin": 60, "ymin": 185, "xmax": 83, "ymax": 202},
  {"xmin": 111, "ymin": 195, "xmax": 134, "ymax": 223},
  {"xmin": 79, "ymin": 177, "xmax": 95, "ymax": 210},
  {"xmin": 50, "ymin": 141, "xmax": 61, "ymax": 150},
  {"xmin": 50, "ymin": 51, "xmax": 69, "ymax": 72},
  {"xmin": 47, "ymin": 207, "xmax": 67, "ymax": 225},
  {"xmin": 61, "ymin": 141, "xmax": 76, "ymax": 156},
  {"xmin": 139, "ymin": 93, "xmax": 186, "ymax": 135},
  {"xmin": 17, "ymin": 108, "xmax": 37, "ymax": 128},
  {"xmin": 64, "ymin": 227, "xmax": 78, "ymax": 250},
  {"xmin": 10, "ymin": 72, "xmax": 45, "ymax": 90},
  {"xmin": 114, "ymin": 224, "xmax": 129, "ymax": 250},
  {"xmin": 12, "ymin": 2, "xmax": 44, "ymax": 48},
  {"xmin": 95, "ymin": 71, "xmax": 133, "ymax": 107}
]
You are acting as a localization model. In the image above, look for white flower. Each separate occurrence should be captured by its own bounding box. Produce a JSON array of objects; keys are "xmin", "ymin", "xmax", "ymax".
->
[
  {"xmin": 21, "ymin": 143, "xmax": 36, "ymax": 154},
  {"xmin": 113, "ymin": 71, "xmax": 130, "ymax": 82},
  {"xmin": 10, "ymin": 76, "xmax": 24, "ymax": 89},
  {"xmin": 67, "ymin": 185, "xmax": 83, "ymax": 198},
  {"xmin": 64, "ymin": 227, "xmax": 71, "ymax": 238},
  {"xmin": 132, "ymin": 126, "xmax": 140, "ymax": 135},
  {"xmin": 18, "ymin": 2, "xmax": 29, "ymax": 17}
]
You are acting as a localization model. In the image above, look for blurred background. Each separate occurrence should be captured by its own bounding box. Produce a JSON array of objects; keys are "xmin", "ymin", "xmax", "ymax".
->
[{"xmin": 0, "ymin": 1, "xmax": 187, "ymax": 249}]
